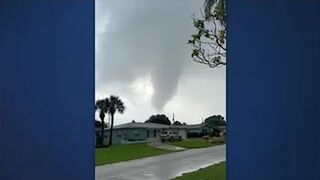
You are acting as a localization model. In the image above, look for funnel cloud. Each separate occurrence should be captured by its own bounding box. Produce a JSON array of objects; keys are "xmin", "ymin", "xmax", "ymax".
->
[{"xmin": 96, "ymin": 0, "xmax": 226, "ymax": 124}]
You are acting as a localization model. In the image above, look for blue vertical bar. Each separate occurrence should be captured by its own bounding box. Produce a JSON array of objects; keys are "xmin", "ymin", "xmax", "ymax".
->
[
  {"xmin": 228, "ymin": 1, "xmax": 320, "ymax": 179},
  {"xmin": 0, "ymin": 1, "xmax": 94, "ymax": 180}
]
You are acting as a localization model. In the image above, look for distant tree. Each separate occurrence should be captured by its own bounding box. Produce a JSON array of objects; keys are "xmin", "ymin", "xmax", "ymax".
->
[
  {"xmin": 205, "ymin": 115, "xmax": 226, "ymax": 127},
  {"xmin": 95, "ymin": 98, "xmax": 110, "ymax": 145},
  {"xmin": 188, "ymin": 0, "xmax": 226, "ymax": 68},
  {"xmin": 145, "ymin": 114, "xmax": 171, "ymax": 125},
  {"xmin": 173, "ymin": 121, "xmax": 182, "ymax": 126},
  {"xmin": 204, "ymin": 115, "xmax": 226, "ymax": 137},
  {"xmin": 107, "ymin": 95, "xmax": 125, "ymax": 146},
  {"xmin": 182, "ymin": 122, "xmax": 187, "ymax": 125}
]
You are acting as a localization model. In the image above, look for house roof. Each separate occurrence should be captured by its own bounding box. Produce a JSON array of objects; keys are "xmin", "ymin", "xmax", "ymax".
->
[
  {"xmin": 169, "ymin": 123, "xmax": 205, "ymax": 129},
  {"xmin": 99, "ymin": 122, "xmax": 205, "ymax": 130},
  {"xmin": 183, "ymin": 123, "xmax": 205, "ymax": 129},
  {"xmin": 112, "ymin": 122, "xmax": 169, "ymax": 129}
]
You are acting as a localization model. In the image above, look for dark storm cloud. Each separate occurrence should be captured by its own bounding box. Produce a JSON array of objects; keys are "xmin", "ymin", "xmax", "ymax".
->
[{"xmin": 96, "ymin": 0, "xmax": 203, "ymax": 110}]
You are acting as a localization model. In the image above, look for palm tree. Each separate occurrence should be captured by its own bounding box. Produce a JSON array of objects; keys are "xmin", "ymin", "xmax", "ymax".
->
[
  {"xmin": 107, "ymin": 95, "xmax": 125, "ymax": 146},
  {"xmin": 95, "ymin": 98, "xmax": 110, "ymax": 146}
]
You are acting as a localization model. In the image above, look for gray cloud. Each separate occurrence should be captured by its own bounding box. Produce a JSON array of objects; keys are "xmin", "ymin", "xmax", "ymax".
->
[
  {"xmin": 96, "ymin": 0, "xmax": 203, "ymax": 110},
  {"xmin": 95, "ymin": 0, "xmax": 226, "ymax": 125}
]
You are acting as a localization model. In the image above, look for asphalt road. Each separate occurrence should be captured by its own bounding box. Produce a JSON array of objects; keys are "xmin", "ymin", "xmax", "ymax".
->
[{"xmin": 95, "ymin": 145, "xmax": 226, "ymax": 180}]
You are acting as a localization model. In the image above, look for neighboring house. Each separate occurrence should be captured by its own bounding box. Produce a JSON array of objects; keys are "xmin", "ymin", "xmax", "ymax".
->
[
  {"xmin": 183, "ymin": 123, "xmax": 205, "ymax": 137},
  {"xmin": 98, "ymin": 122, "xmax": 171, "ymax": 145},
  {"xmin": 96, "ymin": 122, "xmax": 204, "ymax": 145},
  {"xmin": 179, "ymin": 123, "xmax": 226, "ymax": 138},
  {"xmin": 168, "ymin": 125, "xmax": 188, "ymax": 139},
  {"xmin": 95, "ymin": 121, "xmax": 226, "ymax": 145}
]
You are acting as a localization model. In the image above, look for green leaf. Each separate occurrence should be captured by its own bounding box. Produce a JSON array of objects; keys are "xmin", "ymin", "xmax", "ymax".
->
[{"xmin": 191, "ymin": 49, "xmax": 199, "ymax": 57}]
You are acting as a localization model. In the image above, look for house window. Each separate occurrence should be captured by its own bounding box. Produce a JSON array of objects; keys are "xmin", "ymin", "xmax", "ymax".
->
[
  {"xmin": 117, "ymin": 131, "xmax": 122, "ymax": 138},
  {"xmin": 134, "ymin": 131, "xmax": 139, "ymax": 137},
  {"xmin": 147, "ymin": 130, "xmax": 149, "ymax": 138},
  {"xmin": 153, "ymin": 130, "xmax": 156, "ymax": 137}
]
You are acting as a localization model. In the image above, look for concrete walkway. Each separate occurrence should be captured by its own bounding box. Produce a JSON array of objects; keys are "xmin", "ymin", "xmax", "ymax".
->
[{"xmin": 95, "ymin": 145, "xmax": 226, "ymax": 180}]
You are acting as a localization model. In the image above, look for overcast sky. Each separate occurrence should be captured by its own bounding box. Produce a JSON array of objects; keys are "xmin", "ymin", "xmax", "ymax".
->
[{"xmin": 95, "ymin": 0, "xmax": 226, "ymax": 125}]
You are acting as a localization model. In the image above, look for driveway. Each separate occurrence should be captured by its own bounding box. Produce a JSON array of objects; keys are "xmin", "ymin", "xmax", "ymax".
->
[
  {"xmin": 95, "ymin": 145, "xmax": 226, "ymax": 180},
  {"xmin": 147, "ymin": 142, "xmax": 186, "ymax": 151}
]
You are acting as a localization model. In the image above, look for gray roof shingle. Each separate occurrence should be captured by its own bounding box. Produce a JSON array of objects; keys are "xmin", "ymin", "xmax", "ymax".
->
[{"xmin": 100, "ymin": 122, "xmax": 205, "ymax": 130}]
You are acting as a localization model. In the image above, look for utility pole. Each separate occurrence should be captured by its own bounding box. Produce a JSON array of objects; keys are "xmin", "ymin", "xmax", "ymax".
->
[{"xmin": 172, "ymin": 113, "xmax": 175, "ymax": 124}]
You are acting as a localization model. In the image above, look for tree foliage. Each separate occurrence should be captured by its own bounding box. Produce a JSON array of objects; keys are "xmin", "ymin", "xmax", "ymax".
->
[
  {"xmin": 95, "ymin": 119, "xmax": 109, "ymax": 128},
  {"xmin": 106, "ymin": 95, "xmax": 125, "ymax": 146},
  {"xmin": 95, "ymin": 95, "xmax": 125, "ymax": 146},
  {"xmin": 204, "ymin": 115, "xmax": 226, "ymax": 128},
  {"xmin": 188, "ymin": 0, "xmax": 226, "ymax": 68},
  {"xmin": 145, "ymin": 114, "xmax": 171, "ymax": 125},
  {"xmin": 173, "ymin": 121, "xmax": 182, "ymax": 126},
  {"xmin": 204, "ymin": 115, "xmax": 226, "ymax": 137},
  {"xmin": 95, "ymin": 98, "xmax": 110, "ymax": 146}
]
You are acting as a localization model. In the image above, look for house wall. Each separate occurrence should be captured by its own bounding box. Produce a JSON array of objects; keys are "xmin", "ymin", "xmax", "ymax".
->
[
  {"xmin": 186, "ymin": 128, "xmax": 203, "ymax": 138},
  {"xmin": 168, "ymin": 128, "xmax": 188, "ymax": 139},
  {"xmin": 123, "ymin": 128, "xmax": 147, "ymax": 142},
  {"xmin": 102, "ymin": 129, "xmax": 123, "ymax": 145},
  {"xmin": 101, "ymin": 128, "xmax": 149, "ymax": 145},
  {"xmin": 187, "ymin": 128, "xmax": 202, "ymax": 134},
  {"xmin": 145, "ymin": 128, "xmax": 166, "ymax": 143},
  {"xmin": 147, "ymin": 128, "xmax": 165, "ymax": 138},
  {"xmin": 178, "ymin": 129, "xmax": 187, "ymax": 139},
  {"xmin": 97, "ymin": 126, "xmax": 189, "ymax": 145}
]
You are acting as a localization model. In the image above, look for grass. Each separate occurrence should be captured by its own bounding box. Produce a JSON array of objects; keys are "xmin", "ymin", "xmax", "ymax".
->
[
  {"xmin": 169, "ymin": 138, "xmax": 224, "ymax": 149},
  {"xmin": 95, "ymin": 143, "xmax": 170, "ymax": 166},
  {"xmin": 173, "ymin": 162, "xmax": 226, "ymax": 180}
]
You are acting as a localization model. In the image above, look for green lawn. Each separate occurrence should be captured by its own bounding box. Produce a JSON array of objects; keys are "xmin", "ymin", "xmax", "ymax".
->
[
  {"xmin": 169, "ymin": 138, "xmax": 224, "ymax": 149},
  {"xmin": 95, "ymin": 143, "xmax": 170, "ymax": 166},
  {"xmin": 173, "ymin": 162, "xmax": 226, "ymax": 180}
]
